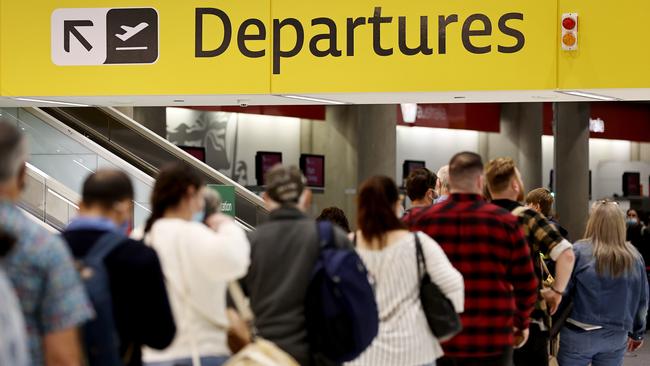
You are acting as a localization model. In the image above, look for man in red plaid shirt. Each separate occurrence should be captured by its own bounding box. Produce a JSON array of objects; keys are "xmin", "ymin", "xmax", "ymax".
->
[{"xmin": 410, "ymin": 152, "xmax": 538, "ymax": 366}]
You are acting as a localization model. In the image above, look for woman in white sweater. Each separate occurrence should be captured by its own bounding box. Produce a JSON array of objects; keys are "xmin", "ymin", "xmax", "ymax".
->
[
  {"xmin": 347, "ymin": 176, "xmax": 464, "ymax": 366},
  {"xmin": 139, "ymin": 164, "xmax": 250, "ymax": 366}
]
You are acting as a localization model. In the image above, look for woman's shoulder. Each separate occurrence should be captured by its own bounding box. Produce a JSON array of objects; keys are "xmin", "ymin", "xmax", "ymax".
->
[{"xmin": 573, "ymin": 239, "xmax": 593, "ymax": 252}]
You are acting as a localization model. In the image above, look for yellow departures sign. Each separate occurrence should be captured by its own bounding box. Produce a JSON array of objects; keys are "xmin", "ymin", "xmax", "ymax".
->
[{"xmin": 0, "ymin": 0, "xmax": 557, "ymax": 97}]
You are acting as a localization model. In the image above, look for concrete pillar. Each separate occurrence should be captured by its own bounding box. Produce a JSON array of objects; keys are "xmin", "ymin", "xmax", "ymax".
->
[
  {"xmin": 356, "ymin": 105, "xmax": 397, "ymax": 183},
  {"xmin": 303, "ymin": 105, "xmax": 397, "ymax": 228},
  {"xmin": 486, "ymin": 103, "xmax": 543, "ymax": 191},
  {"xmin": 554, "ymin": 103, "xmax": 590, "ymax": 241},
  {"xmin": 488, "ymin": 104, "xmax": 519, "ymax": 160},
  {"xmin": 303, "ymin": 106, "xmax": 359, "ymax": 227},
  {"xmin": 517, "ymin": 103, "xmax": 543, "ymax": 191}
]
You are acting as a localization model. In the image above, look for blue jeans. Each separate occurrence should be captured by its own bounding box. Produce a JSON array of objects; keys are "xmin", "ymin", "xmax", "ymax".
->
[
  {"xmin": 146, "ymin": 355, "xmax": 229, "ymax": 366},
  {"xmin": 558, "ymin": 326, "xmax": 628, "ymax": 366}
]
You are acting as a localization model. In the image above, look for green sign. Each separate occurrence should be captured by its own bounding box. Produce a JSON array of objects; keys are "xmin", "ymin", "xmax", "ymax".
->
[{"xmin": 208, "ymin": 185, "xmax": 236, "ymax": 217}]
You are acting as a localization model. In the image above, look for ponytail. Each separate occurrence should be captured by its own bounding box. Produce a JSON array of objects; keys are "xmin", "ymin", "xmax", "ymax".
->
[{"xmin": 144, "ymin": 163, "xmax": 204, "ymax": 234}]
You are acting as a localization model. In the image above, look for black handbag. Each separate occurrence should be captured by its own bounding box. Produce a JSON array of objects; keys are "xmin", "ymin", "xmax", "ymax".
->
[{"xmin": 415, "ymin": 233, "xmax": 462, "ymax": 342}]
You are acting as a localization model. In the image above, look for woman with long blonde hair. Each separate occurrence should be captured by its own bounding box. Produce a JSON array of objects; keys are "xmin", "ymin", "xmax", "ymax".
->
[{"xmin": 558, "ymin": 200, "xmax": 649, "ymax": 366}]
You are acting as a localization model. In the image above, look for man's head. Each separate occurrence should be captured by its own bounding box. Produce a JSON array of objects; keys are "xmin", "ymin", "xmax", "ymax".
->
[
  {"xmin": 80, "ymin": 170, "xmax": 134, "ymax": 226},
  {"xmin": 526, "ymin": 188, "xmax": 554, "ymax": 217},
  {"xmin": 436, "ymin": 165, "xmax": 450, "ymax": 197},
  {"xmin": 405, "ymin": 168, "xmax": 437, "ymax": 206},
  {"xmin": 485, "ymin": 157, "xmax": 525, "ymax": 202},
  {"xmin": 0, "ymin": 119, "xmax": 28, "ymax": 202},
  {"xmin": 448, "ymin": 152, "xmax": 484, "ymax": 195},
  {"xmin": 263, "ymin": 164, "xmax": 311, "ymax": 212}
]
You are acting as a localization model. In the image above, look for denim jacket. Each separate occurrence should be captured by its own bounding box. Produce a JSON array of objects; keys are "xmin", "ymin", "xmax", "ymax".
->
[{"xmin": 566, "ymin": 240, "xmax": 649, "ymax": 339}]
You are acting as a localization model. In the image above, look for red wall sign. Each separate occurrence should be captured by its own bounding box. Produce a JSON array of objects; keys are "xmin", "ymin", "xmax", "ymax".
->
[
  {"xmin": 397, "ymin": 103, "xmax": 501, "ymax": 132},
  {"xmin": 543, "ymin": 103, "xmax": 650, "ymax": 142}
]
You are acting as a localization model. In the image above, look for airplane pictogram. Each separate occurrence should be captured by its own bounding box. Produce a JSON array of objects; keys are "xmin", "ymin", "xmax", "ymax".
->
[{"xmin": 115, "ymin": 22, "xmax": 149, "ymax": 42}]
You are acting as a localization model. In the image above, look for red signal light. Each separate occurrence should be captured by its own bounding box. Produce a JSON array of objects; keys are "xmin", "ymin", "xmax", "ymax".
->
[{"xmin": 562, "ymin": 17, "xmax": 576, "ymax": 31}]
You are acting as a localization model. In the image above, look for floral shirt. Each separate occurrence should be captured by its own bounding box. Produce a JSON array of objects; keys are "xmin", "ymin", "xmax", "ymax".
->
[
  {"xmin": 0, "ymin": 266, "xmax": 29, "ymax": 366},
  {"xmin": 1, "ymin": 202, "xmax": 94, "ymax": 365}
]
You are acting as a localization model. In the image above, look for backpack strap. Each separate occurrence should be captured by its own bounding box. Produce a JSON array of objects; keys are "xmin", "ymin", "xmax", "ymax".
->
[
  {"xmin": 83, "ymin": 232, "xmax": 126, "ymax": 266},
  {"xmin": 317, "ymin": 221, "xmax": 335, "ymax": 250}
]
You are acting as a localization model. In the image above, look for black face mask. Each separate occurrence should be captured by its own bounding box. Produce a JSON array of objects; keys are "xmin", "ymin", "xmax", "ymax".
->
[{"xmin": 0, "ymin": 230, "xmax": 16, "ymax": 258}]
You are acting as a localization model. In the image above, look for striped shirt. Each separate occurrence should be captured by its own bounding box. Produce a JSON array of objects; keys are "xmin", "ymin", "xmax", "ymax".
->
[
  {"xmin": 346, "ymin": 231, "xmax": 464, "ymax": 366},
  {"xmin": 409, "ymin": 194, "xmax": 538, "ymax": 358}
]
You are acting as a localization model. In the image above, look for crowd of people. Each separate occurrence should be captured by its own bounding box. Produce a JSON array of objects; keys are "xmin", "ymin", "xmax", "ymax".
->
[{"xmin": 1, "ymin": 118, "xmax": 649, "ymax": 366}]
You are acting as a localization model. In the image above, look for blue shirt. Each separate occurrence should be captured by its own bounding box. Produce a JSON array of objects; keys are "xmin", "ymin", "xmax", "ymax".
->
[
  {"xmin": 567, "ymin": 240, "xmax": 649, "ymax": 339},
  {"xmin": 0, "ymin": 202, "xmax": 94, "ymax": 365}
]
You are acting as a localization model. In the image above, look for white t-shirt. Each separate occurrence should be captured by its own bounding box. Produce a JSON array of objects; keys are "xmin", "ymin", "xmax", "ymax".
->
[
  {"xmin": 347, "ymin": 232, "xmax": 464, "ymax": 366},
  {"xmin": 137, "ymin": 218, "xmax": 250, "ymax": 362}
]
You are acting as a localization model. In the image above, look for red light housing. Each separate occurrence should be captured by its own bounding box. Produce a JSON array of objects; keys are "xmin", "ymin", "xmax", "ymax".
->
[{"xmin": 561, "ymin": 13, "xmax": 578, "ymax": 51}]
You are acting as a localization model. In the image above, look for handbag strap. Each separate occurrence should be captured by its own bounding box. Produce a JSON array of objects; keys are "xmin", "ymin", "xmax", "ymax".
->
[
  {"xmin": 228, "ymin": 281, "xmax": 255, "ymax": 323},
  {"xmin": 414, "ymin": 233, "xmax": 427, "ymax": 283}
]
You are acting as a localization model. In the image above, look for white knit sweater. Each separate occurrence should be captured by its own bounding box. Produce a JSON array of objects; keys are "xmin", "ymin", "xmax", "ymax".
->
[{"xmin": 137, "ymin": 218, "xmax": 250, "ymax": 363}]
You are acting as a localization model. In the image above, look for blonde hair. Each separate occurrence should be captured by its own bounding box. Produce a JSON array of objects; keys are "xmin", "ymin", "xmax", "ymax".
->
[{"xmin": 584, "ymin": 200, "xmax": 639, "ymax": 277}]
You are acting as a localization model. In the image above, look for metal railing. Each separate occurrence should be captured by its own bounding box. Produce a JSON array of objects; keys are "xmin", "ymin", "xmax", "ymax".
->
[
  {"xmin": 19, "ymin": 163, "xmax": 80, "ymax": 232},
  {"xmin": 39, "ymin": 106, "xmax": 267, "ymax": 228}
]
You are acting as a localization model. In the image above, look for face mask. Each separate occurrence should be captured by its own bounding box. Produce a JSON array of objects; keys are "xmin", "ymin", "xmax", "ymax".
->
[
  {"xmin": 626, "ymin": 218, "xmax": 638, "ymax": 227},
  {"xmin": 192, "ymin": 211, "xmax": 205, "ymax": 223}
]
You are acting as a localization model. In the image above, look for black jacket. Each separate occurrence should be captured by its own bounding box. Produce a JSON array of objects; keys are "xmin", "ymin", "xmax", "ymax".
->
[
  {"xmin": 63, "ymin": 229, "xmax": 175, "ymax": 366},
  {"xmin": 243, "ymin": 207, "xmax": 350, "ymax": 366}
]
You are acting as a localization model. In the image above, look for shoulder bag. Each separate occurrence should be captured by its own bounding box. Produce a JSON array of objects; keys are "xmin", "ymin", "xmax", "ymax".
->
[{"xmin": 415, "ymin": 233, "xmax": 462, "ymax": 342}]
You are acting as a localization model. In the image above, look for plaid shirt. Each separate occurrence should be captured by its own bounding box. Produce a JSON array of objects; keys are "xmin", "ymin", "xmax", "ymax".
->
[
  {"xmin": 410, "ymin": 194, "xmax": 538, "ymax": 357},
  {"xmin": 492, "ymin": 199, "xmax": 572, "ymax": 323}
]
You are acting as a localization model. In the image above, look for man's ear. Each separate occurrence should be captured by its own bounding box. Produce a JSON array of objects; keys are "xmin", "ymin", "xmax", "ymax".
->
[{"xmin": 511, "ymin": 177, "xmax": 520, "ymax": 193}]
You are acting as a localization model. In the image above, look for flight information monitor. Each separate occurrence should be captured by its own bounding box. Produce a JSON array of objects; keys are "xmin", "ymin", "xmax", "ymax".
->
[
  {"xmin": 255, "ymin": 151, "xmax": 283, "ymax": 186},
  {"xmin": 300, "ymin": 154, "xmax": 325, "ymax": 188}
]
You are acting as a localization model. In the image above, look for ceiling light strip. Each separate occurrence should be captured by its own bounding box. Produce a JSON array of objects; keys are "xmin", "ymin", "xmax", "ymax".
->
[
  {"xmin": 556, "ymin": 91, "xmax": 620, "ymax": 101},
  {"xmin": 280, "ymin": 95, "xmax": 346, "ymax": 105},
  {"xmin": 14, "ymin": 97, "xmax": 89, "ymax": 107}
]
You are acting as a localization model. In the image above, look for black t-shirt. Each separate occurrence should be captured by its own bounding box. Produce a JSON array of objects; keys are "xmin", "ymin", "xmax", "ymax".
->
[{"xmin": 63, "ymin": 229, "xmax": 175, "ymax": 366}]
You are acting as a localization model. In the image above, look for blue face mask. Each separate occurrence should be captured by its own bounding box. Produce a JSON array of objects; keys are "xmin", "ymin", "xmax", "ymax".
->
[
  {"xmin": 192, "ymin": 211, "xmax": 205, "ymax": 223},
  {"xmin": 627, "ymin": 218, "xmax": 638, "ymax": 227}
]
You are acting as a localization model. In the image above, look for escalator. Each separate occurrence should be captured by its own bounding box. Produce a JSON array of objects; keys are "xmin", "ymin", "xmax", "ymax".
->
[
  {"xmin": 33, "ymin": 107, "xmax": 266, "ymax": 229},
  {"xmin": 19, "ymin": 163, "xmax": 77, "ymax": 233}
]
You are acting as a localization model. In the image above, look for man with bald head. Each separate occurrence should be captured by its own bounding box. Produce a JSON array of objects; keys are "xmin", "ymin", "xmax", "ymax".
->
[{"xmin": 411, "ymin": 152, "xmax": 538, "ymax": 366}]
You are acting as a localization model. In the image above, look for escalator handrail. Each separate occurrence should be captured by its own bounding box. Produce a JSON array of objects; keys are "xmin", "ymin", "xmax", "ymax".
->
[
  {"xmin": 25, "ymin": 107, "xmax": 156, "ymax": 188},
  {"xmin": 99, "ymin": 107, "xmax": 266, "ymax": 210}
]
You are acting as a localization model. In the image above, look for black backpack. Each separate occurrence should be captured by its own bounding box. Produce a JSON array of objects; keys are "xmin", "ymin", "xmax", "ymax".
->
[
  {"xmin": 306, "ymin": 221, "xmax": 379, "ymax": 363},
  {"xmin": 76, "ymin": 232, "xmax": 125, "ymax": 366}
]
